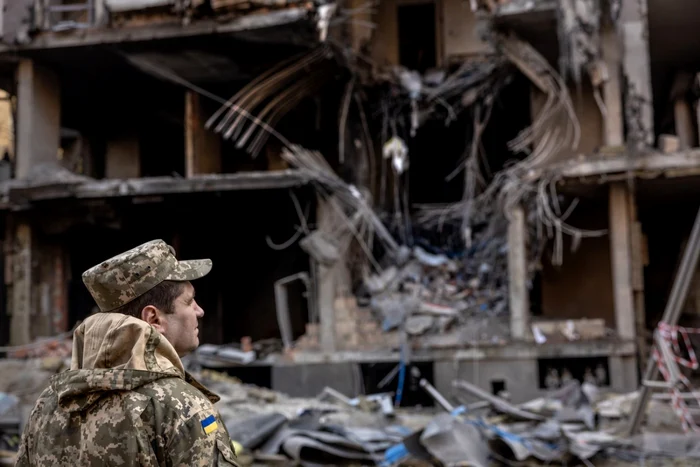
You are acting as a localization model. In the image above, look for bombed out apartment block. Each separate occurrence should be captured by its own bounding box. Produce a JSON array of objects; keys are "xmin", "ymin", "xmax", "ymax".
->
[{"xmin": 0, "ymin": 0, "xmax": 698, "ymax": 403}]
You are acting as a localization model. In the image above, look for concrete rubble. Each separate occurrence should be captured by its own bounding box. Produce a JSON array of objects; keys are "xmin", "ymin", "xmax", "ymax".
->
[{"xmin": 1, "ymin": 351, "xmax": 700, "ymax": 466}]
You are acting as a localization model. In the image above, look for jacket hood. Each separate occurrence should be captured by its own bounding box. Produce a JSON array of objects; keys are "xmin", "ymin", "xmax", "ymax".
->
[{"xmin": 52, "ymin": 313, "xmax": 189, "ymax": 412}]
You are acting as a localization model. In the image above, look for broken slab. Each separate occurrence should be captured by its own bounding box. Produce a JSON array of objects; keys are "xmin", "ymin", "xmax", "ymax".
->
[
  {"xmin": 551, "ymin": 149, "xmax": 700, "ymax": 180},
  {"xmin": 1, "ymin": 170, "xmax": 311, "ymax": 208},
  {"xmin": 5, "ymin": 7, "xmax": 313, "ymax": 51}
]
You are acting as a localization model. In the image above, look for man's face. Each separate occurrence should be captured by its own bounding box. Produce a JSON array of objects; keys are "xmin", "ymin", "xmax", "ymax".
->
[{"xmin": 159, "ymin": 282, "xmax": 204, "ymax": 356}]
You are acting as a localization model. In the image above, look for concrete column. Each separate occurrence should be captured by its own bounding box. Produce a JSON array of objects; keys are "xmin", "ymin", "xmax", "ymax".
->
[
  {"xmin": 609, "ymin": 183, "xmax": 636, "ymax": 340},
  {"xmin": 9, "ymin": 222, "xmax": 32, "ymax": 346},
  {"xmin": 508, "ymin": 205, "xmax": 529, "ymax": 340},
  {"xmin": 316, "ymin": 197, "xmax": 339, "ymax": 353},
  {"xmin": 15, "ymin": 59, "xmax": 61, "ymax": 179},
  {"xmin": 185, "ymin": 91, "xmax": 221, "ymax": 177},
  {"xmin": 619, "ymin": 0, "xmax": 654, "ymax": 150},
  {"xmin": 601, "ymin": 20, "xmax": 624, "ymax": 149},
  {"xmin": 670, "ymin": 72, "xmax": 696, "ymax": 149}
]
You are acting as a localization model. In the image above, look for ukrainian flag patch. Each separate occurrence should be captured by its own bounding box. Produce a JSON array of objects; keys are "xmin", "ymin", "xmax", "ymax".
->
[{"xmin": 201, "ymin": 415, "xmax": 218, "ymax": 435}]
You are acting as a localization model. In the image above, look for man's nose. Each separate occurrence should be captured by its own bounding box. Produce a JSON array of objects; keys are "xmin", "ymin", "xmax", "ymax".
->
[{"xmin": 195, "ymin": 301, "xmax": 204, "ymax": 318}]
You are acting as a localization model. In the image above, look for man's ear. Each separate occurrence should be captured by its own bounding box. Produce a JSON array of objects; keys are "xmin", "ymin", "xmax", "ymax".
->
[{"xmin": 141, "ymin": 305, "xmax": 166, "ymax": 333}]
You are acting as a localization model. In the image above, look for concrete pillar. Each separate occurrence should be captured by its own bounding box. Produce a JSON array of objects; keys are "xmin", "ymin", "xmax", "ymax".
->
[
  {"xmin": 9, "ymin": 222, "xmax": 32, "ymax": 346},
  {"xmin": 15, "ymin": 59, "xmax": 61, "ymax": 179},
  {"xmin": 314, "ymin": 196, "xmax": 353, "ymax": 353},
  {"xmin": 609, "ymin": 183, "xmax": 636, "ymax": 340},
  {"xmin": 619, "ymin": 0, "xmax": 654, "ymax": 150},
  {"xmin": 185, "ymin": 91, "xmax": 221, "ymax": 177},
  {"xmin": 601, "ymin": 20, "xmax": 624, "ymax": 149},
  {"xmin": 508, "ymin": 205, "xmax": 529, "ymax": 340},
  {"xmin": 603, "ymin": 16, "xmax": 644, "ymax": 346},
  {"xmin": 670, "ymin": 73, "xmax": 696, "ymax": 149}
]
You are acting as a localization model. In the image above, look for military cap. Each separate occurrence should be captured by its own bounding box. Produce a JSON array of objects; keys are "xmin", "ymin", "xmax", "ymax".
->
[{"xmin": 82, "ymin": 239, "xmax": 212, "ymax": 312}]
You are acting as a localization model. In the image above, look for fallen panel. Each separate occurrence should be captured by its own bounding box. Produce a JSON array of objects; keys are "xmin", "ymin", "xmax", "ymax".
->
[{"xmin": 420, "ymin": 413, "xmax": 489, "ymax": 466}]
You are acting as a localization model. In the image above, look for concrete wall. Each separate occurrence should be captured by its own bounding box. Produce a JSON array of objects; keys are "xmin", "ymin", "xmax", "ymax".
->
[
  {"xmin": 15, "ymin": 60, "xmax": 61, "ymax": 179},
  {"xmin": 435, "ymin": 358, "xmax": 541, "ymax": 403},
  {"xmin": 434, "ymin": 355, "xmax": 638, "ymax": 405},
  {"xmin": 1, "ymin": 0, "xmax": 33, "ymax": 45},
  {"xmin": 272, "ymin": 362, "xmax": 360, "ymax": 398},
  {"xmin": 540, "ymin": 236, "xmax": 616, "ymax": 326},
  {"xmin": 105, "ymin": 136, "xmax": 140, "ymax": 179},
  {"xmin": 442, "ymin": 0, "xmax": 492, "ymax": 60}
]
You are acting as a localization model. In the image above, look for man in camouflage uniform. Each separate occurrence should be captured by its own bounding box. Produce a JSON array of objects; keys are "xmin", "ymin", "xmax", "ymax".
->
[{"xmin": 15, "ymin": 239, "xmax": 239, "ymax": 466}]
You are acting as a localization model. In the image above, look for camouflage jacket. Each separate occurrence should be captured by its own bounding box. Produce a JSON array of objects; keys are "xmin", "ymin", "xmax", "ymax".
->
[{"xmin": 15, "ymin": 313, "xmax": 239, "ymax": 467}]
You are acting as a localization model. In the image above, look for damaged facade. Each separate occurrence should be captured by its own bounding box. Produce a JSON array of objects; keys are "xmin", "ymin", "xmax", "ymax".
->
[{"xmin": 0, "ymin": 0, "xmax": 699, "ymax": 447}]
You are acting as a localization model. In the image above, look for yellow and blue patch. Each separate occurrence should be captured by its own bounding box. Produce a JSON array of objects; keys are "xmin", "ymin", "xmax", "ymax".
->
[{"xmin": 201, "ymin": 415, "xmax": 218, "ymax": 435}]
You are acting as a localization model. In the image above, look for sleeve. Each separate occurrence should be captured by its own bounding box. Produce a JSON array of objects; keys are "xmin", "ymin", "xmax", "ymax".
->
[
  {"xmin": 166, "ymin": 411, "xmax": 239, "ymax": 467},
  {"xmin": 13, "ymin": 435, "xmax": 30, "ymax": 467},
  {"xmin": 13, "ymin": 409, "xmax": 36, "ymax": 467}
]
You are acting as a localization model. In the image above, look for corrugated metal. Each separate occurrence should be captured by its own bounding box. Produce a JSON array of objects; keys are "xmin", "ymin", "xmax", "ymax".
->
[{"xmin": 104, "ymin": 0, "xmax": 176, "ymax": 13}]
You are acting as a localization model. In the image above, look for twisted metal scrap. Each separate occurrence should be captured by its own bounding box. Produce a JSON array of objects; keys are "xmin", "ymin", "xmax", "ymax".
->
[
  {"xmin": 417, "ymin": 33, "xmax": 606, "ymax": 267},
  {"xmin": 281, "ymin": 145, "xmax": 400, "ymax": 273},
  {"xmin": 205, "ymin": 47, "xmax": 335, "ymax": 159}
]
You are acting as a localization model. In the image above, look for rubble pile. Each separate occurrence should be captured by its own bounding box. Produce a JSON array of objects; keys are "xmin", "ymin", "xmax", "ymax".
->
[
  {"xmin": 193, "ymin": 369, "xmax": 700, "ymax": 465},
  {"xmin": 198, "ymin": 371, "xmax": 700, "ymax": 467},
  {"xmin": 2, "ymin": 357, "xmax": 700, "ymax": 465},
  {"xmin": 358, "ymin": 230, "xmax": 510, "ymax": 345},
  {"xmin": 295, "ymin": 227, "xmax": 510, "ymax": 352},
  {"xmin": 297, "ymin": 296, "xmax": 397, "ymax": 351}
]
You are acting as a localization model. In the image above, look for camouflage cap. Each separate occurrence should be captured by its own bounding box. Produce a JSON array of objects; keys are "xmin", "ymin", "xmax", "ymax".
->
[{"xmin": 82, "ymin": 239, "xmax": 212, "ymax": 312}]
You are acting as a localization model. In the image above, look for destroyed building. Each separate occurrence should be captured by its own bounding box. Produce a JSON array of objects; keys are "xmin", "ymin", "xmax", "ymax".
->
[{"xmin": 0, "ymin": 0, "xmax": 698, "ymax": 421}]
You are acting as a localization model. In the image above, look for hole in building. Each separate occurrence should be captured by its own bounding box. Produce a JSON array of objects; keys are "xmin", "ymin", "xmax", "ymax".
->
[
  {"xmin": 407, "ymin": 72, "xmax": 532, "ymax": 208},
  {"xmin": 57, "ymin": 187, "xmax": 316, "ymax": 346},
  {"xmin": 360, "ymin": 361, "xmax": 435, "ymax": 407},
  {"xmin": 397, "ymin": 2, "xmax": 437, "ymax": 73},
  {"xmin": 490, "ymin": 379, "xmax": 506, "ymax": 396},
  {"xmin": 537, "ymin": 356, "xmax": 610, "ymax": 389}
]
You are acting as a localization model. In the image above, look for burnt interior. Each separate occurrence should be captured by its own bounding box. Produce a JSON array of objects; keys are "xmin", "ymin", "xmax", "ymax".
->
[{"xmin": 32, "ymin": 187, "xmax": 317, "ymax": 346}]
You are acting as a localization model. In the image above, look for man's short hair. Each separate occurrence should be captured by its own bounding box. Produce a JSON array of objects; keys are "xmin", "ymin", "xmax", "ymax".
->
[{"xmin": 112, "ymin": 280, "xmax": 186, "ymax": 319}]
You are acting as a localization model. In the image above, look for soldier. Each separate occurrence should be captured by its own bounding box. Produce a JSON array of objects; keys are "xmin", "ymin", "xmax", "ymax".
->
[{"xmin": 15, "ymin": 239, "xmax": 238, "ymax": 466}]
